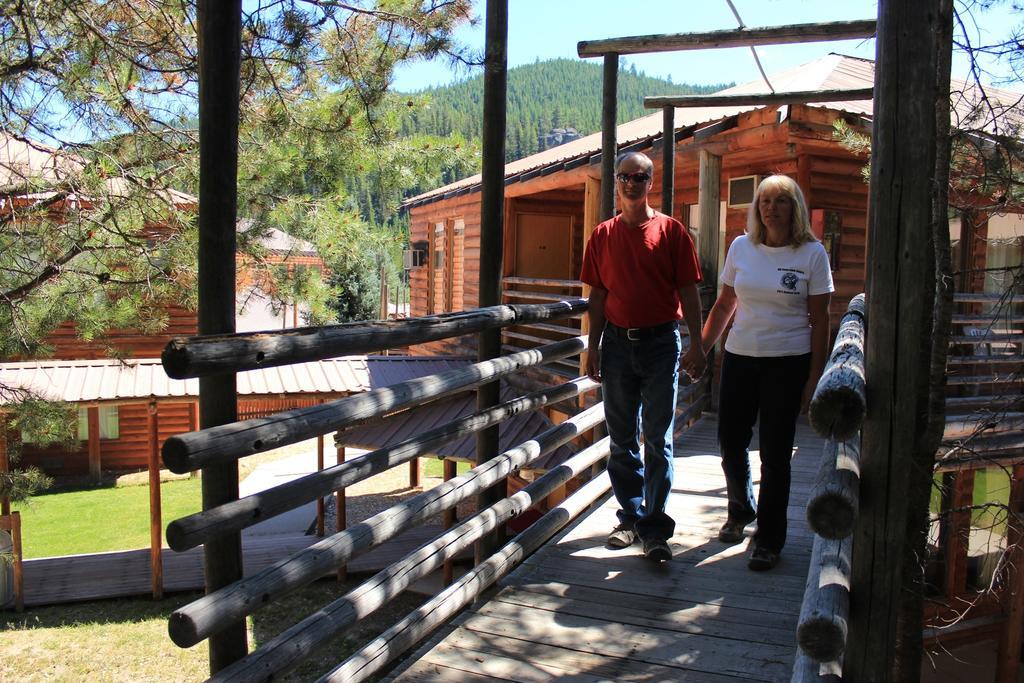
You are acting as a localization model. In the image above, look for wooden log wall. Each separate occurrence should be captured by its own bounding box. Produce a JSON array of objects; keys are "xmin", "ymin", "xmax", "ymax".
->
[
  {"xmin": 19, "ymin": 402, "xmax": 195, "ymax": 475},
  {"xmin": 44, "ymin": 304, "xmax": 198, "ymax": 360},
  {"xmin": 18, "ymin": 397, "xmax": 325, "ymax": 476}
]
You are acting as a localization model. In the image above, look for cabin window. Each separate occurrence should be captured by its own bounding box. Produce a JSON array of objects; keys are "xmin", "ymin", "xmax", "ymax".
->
[
  {"xmin": 77, "ymin": 406, "xmax": 120, "ymax": 441},
  {"xmin": 428, "ymin": 219, "xmax": 464, "ymax": 313}
]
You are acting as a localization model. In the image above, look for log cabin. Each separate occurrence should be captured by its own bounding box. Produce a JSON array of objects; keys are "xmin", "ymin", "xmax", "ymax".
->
[{"xmin": 403, "ymin": 53, "xmax": 1022, "ymax": 378}]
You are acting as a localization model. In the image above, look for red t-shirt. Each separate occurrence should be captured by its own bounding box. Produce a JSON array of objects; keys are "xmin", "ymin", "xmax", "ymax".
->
[{"xmin": 579, "ymin": 211, "xmax": 702, "ymax": 328}]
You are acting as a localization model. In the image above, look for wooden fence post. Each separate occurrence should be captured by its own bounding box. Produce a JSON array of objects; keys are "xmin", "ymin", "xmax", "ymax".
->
[
  {"xmin": 845, "ymin": 1, "xmax": 951, "ymax": 679},
  {"xmin": 196, "ymin": 0, "xmax": 246, "ymax": 671},
  {"xmin": 148, "ymin": 402, "xmax": 163, "ymax": 600}
]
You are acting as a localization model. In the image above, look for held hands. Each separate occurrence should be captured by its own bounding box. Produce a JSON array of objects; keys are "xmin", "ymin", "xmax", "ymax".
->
[{"xmin": 679, "ymin": 345, "xmax": 707, "ymax": 381}]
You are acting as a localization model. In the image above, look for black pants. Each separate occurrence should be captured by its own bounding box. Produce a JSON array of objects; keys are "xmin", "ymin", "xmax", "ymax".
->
[{"xmin": 717, "ymin": 350, "xmax": 810, "ymax": 552}]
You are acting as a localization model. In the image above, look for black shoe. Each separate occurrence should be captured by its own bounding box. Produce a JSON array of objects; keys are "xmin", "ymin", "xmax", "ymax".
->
[
  {"xmin": 643, "ymin": 538, "xmax": 672, "ymax": 562},
  {"xmin": 607, "ymin": 523, "xmax": 637, "ymax": 548},
  {"xmin": 748, "ymin": 546, "xmax": 780, "ymax": 571},
  {"xmin": 718, "ymin": 515, "xmax": 755, "ymax": 544}
]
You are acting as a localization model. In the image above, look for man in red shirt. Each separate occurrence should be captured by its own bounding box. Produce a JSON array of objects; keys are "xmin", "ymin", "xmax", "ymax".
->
[{"xmin": 580, "ymin": 151, "xmax": 706, "ymax": 561}]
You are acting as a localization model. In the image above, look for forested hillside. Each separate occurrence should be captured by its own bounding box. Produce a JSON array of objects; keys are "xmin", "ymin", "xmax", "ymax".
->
[{"xmin": 400, "ymin": 58, "xmax": 731, "ymax": 163}]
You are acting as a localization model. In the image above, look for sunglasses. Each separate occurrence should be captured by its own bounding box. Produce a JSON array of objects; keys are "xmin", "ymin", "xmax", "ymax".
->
[{"xmin": 615, "ymin": 172, "xmax": 651, "ymax": 184}]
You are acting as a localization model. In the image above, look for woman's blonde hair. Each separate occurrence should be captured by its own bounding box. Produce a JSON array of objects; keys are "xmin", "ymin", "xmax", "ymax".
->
[{"xmin": 745, "ymin": 175, "xmax": 817, "ymax": 247}]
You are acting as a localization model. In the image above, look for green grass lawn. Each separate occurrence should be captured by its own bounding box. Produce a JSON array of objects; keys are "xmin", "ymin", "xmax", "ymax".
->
[
  {"xmin": 12, "ymin": 458, "xmax": 471, "ymax": 559},
  {"xmin": 14, "ymin": 479, "xmax": 203, "ymax": 559}
]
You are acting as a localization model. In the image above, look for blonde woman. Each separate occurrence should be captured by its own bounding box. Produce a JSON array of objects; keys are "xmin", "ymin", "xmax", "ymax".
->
[{"xmin": 701, "ymin": 175, "xmax": 833, "ymax": 571}]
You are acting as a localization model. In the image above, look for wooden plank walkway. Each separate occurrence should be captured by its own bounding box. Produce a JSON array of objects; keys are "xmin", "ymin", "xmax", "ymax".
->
[
  {"xmin": 392, "ymin": 414, "xmax": 826, "ymax": 682},
  {"xmin": 20, "ymin": 524, "xmax": 445, "ymax": 606}
]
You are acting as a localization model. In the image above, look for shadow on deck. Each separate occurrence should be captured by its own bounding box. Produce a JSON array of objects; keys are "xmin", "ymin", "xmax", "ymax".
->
[{"xmin": 387, "ymin": 414, "xmax": 825, "ymax": 682}]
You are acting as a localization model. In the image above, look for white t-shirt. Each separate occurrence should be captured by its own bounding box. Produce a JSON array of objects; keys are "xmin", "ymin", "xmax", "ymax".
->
[{"xmin": 720, "ymin": 234, "xmax": 834, "ymax": 357}]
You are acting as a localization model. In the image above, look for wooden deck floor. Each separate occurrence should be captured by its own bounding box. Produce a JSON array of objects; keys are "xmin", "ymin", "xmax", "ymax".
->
[{"xmin": 392, "ymin": 414, "xmax": 826, "ymax": 682}]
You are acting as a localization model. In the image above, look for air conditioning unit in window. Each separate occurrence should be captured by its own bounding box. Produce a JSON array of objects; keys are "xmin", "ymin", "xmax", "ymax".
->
[
  {"xmin": 727, "ymin": 175, "xmax": 763, "ymax": 209},
  {"xmin": 402, "ymin": 249, "xmax": 426, "ymax": 270}
]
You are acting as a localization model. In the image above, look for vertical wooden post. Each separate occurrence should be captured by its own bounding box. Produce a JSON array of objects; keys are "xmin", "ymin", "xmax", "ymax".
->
[
  {"xmin": 443, "ymin": 458, "xmax": 457, "ymax": 586},
  {"xmin": 475, "ymin": 0, "xmax": 508, "ymax": 565},
  {"xmin": 797, "ymin": 153, "xmax": 812, "ymax": 207},
  {"xmin": 942, "ymin": 470, "xmax": 973, "ymax": 599},
  {"xmin": 661, "ymin": 106, "xmax": 675, "ymax": 218},
  {"xmin": 316, "ymin": 422, "xmax": 325, "ymax": 537},
  {"xmin": 0, "ymin": 429, "xmax": 10, "ymax": 521},
  {"xmin": 409, "ymin": 457, "xmax": 420, "ymax": 489},
  {"xmin": 846, "ymin": 1, "xmax": 949, "ymax": 679},
  {"xmin": 998, "ymin": 464, "xmax": 1024, "ymax": 680},
  {"xmin": 10, "ymin": 512, "xmax": 21, "ymax": 612},
  {"xmin": 335, "ymin": 443, "xmax": 347, "ymax": 582},
  {"xmin": 600, "ymin": 53, "xmax": 618, "ymax": 221},
  {"xmin": 147, "ymin": 402, "xmax": 163, "ymax": 600},
  {"xmin": 579, "ymin": 175, "xmax": 601, "ymax": 385},
  {"xmin": 0, "ymin": 431, "xmax": 20, "ymax": 611},
  {"xmin": 87, "ymin": 406, "xmax": 101, "ymax": 482},
  {"xmin": 379, "ymin": 263, "xmax": 388, "ymax": 320},
  {"xmin": 697, "ymin": 150, "xmax": 722, "ymax": 304},
  {"xmin": 197, "ymin": 0, "xmax": 246, "ymax": 671}
]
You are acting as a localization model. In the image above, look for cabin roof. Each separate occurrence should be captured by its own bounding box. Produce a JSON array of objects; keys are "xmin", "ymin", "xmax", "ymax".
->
[
  {"xmin": 404, "ymin": 53, "xmax": 1023, "ymax": 208},
  {"xmin": 0, "ymin": 355, "xmax": 478, "ymax": 403}
]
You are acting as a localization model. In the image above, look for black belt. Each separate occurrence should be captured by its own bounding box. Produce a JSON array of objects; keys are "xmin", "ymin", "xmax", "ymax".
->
[{"xmin": 605, "ymin": 321, "xmax": 677, "ymax": 341}]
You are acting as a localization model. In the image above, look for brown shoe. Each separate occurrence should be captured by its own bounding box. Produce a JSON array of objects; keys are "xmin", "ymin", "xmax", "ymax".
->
[
  {"xmin": 643, "ymin": 538, "xmax": 672, "ymax": 562},
  {"xmin": 607, "ymin": 523, "xmax": 637, "ymax": 548},
  {"xmin": 748, "ymin": 546, "xmax": 780, "ymax": 571},
  {"xmin": 718, "ymin": 516, "xmax": 754, "ymax": 544}
]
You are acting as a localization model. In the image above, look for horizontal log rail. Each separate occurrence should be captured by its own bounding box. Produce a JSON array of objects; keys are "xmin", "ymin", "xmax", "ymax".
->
[
  {"xmin": 952, "ymin": 313, "xmax": 1024, "ymax": 324},
  {"xmin": 320, "ymin": 471, "xmax": 614, "ymax": 682},
  {"xmin": 809, "ymin": 293, "xmax": 866, "ymax": 441},
  {"xmin": 946, "ymin": 373, "xmax": 1023, "ymax": 385},
  {"xmin": 644, "ymin": 88, "xmax": 874, "ymax": 109},
  {"xmin": 165, "ymin": 377, "xmax": 597, "ymax": 551},
  {"xmin": 501, "ymin": 289, "xmax": 582, "ymax": 303},
  {"xmin": 949, "ymin": 334, "xmax": 1023, "ymax": 345},
  {"xmin": 502, "ymin": 276, "xmax": 583, "ymax": 289},
  {"xmin": 948, "ymin": 354, "xmax": 1024, "ymax": 365},
  {"xmin": 953, "ymin": 292, "xmax": 1022, "ymax": 303},
  {"xmin": 161, "ymin": 299, "xmax": 588, "ymax": 379},
  {"xmin": 167, "ymin": 403, "xmax": 606, "ymax": 648},
  {"xmin": 162, "ymin": 336, "xmax": 587, "ymax": 473},
  {"xmin": 576, "ymin": 19, "xmax": 876, "ymax": 56},
  {"xmin": 208, "ymin": 437, "xmax": 612, "ymax": 681}
]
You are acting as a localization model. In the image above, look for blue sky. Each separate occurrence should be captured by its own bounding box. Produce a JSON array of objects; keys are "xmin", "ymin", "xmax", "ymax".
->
[{"xmin": 392, "ymin": 1, "xmax": 1023, "ymax": 92}]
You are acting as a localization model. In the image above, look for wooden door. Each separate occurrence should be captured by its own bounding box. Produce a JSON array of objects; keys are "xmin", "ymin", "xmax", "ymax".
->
[{"xmin": 514, "ymin": 213, "xmax": 572, "ymax": 279}]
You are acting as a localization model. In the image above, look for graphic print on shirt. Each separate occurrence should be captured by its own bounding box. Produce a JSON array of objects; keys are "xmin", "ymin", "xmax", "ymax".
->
[{"xmin": 776, "ymin": 268, "xmax": 804, "ymax": 295}]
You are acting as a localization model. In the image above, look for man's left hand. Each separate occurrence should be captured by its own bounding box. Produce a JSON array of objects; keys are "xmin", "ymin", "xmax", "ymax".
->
[{"xmin": 679, "ymin": 345, "xmax": 707, "ymax": 381}]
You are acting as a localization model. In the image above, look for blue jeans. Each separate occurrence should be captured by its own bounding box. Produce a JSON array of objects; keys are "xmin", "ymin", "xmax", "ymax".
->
[
  {"xmin": 600, "ymin": 324, "xmax": 681, "ymax": 542},
  {"xmin": 717, "ymin": 350, "xmax": 810, "ymax": 553}
]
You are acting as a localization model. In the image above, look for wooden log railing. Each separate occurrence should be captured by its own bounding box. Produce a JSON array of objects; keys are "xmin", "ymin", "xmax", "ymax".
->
[
  {"xmin": 795, "ymin": 293, "xmax": 867, "ymax": 680},
  {"xmin": 166, "ymin": 377, "xmax": 597, "ymax": 551},
  {"xmin": 161, "ymin": 298, "xmax": 588, "ymax": 379},
  {"xmin": 168, "ymin": 399, "xmax": 604, "ymax": 648},
  {"xmin": 158, "ymin": 293, "xmax": 726, "ymax": 678},
  {"xmin": 162, "ymin": 335, "xmax": 587, "ymax": 472},
  {"xmin": 207, "ymin": 437, "xmax": 612, "ymax": 681}
]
